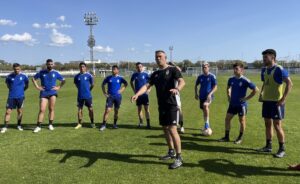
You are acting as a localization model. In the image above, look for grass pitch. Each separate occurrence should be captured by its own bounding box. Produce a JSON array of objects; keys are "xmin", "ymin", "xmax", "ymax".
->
[{"xmin": 0, "ymin": 74, "xmax": 299, "ymax": 184}]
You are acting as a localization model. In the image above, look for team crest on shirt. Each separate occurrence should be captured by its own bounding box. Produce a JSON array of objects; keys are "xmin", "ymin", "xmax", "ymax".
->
[
  {"xmin": 43, "ymin": 74, "xmax": 46, "ymax": 77},
  {"xmin": 52, "ymin": 74, "xmax": 55, "ymax": 77},
  {"xmin": 109, "ymin": 80, "xmax": 112, "ymax": 83},
  {"xmin": 20, "ymin": 77, "xmax": 23, "ymax": 80},
  {"xmin": 11, "ymin": 78, "xmax": 15, "ymax": 81},
  {"xmin": 166, "ymin": 70, "xmax": 169, "ymax": 75},
  {"xmin": 239, "ymin": 82, "xmax": 243, "ymax": 86},
  {"xmin": 117, "ymin": 79, "xmax": 120, "ymax": 83},
  {"xmin": 84, "ymin": 77, "xmax": 87, "ymax": 80},
  {"xmin": 207, "ymin": 78, "xmax": 210, "ymax": 81}
]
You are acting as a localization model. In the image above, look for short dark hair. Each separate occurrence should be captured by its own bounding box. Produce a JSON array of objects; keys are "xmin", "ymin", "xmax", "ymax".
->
[
  {"xmin": 13, "ymin": 63, "xmax": 20, "ymax": 68},
  {"xmin": 155, "ymin": 50, "xmax": 166, "ymax": 55},
  {"xmin": 262, "ymin": 49, "xmax": 276, "ymax": 58},
  {"xmin": 112, "ymin": 65, "xmax": 119, "ymax": 69},
  {"xmin": 233, "ymin": 62, "xmax": 244, "ymax": 69},
  {"xmin": 136, "ymin": 62, "xmax": 142, "ymax": 66},
  {"xmin": 79, "ymin": 62, "xmax": 87, "ymax": 67},
  {"xmin": 46, "ymin": 59, "xmax": 53, "ymax": 63}
]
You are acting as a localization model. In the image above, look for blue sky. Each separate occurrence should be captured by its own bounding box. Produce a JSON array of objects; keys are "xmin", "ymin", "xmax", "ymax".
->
[{"xmin": 1, "ymin": 0, "xmax": 300, "ymax": 65}]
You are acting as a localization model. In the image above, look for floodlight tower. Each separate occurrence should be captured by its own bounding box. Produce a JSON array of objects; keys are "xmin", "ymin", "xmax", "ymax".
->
[
  {"xmin": 84, "ymin": 12, "xmax": 99, "ymax": 75},
  {"xmin": 169, "ymin": 46, "xmax": 174, "ymax": 62}
]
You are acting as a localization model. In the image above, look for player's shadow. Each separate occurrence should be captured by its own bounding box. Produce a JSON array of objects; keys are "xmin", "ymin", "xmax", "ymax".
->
[
  {"xmin": 193, "ymin": 159, "xmax": 300, "ymax": 178},
  {"xmin": 116, "ymin": 124, "xmax": 161, "ymax": 130},
  {"xmin": 48, "ymin": 149, "xmax": 167, "ymax": 168},
  {"xmin": 150, "ymin": 142, "xmax": 261, "ymax": 155}
]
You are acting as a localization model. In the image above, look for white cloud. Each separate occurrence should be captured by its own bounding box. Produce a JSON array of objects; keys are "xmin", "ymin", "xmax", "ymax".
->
[
  {"xmin": 128, "ymin": 47, "xmax": 136, "ymax": 52},
  {"xmin": 32, "ymin": 23, "xmax": 41, "ymax": 28},
  {"xmin": 0, "ymin": 32, "xmax": 37, "ymax": 46},
  {"xmin": 0, "ymin": 19, "xmax": 17, "ymax": 26},
  {"xmin": 49, "ymin": 29, "xmax": 73, "ymax": 47},
  {"xmin": 45, "ymin": 22, "xmax": 59, "ymax": 29},
  {"xmin": 144, "ymin": 43, "xmax": 152, "ymax": 47},
  {"xmin": 94, "ymin": 45, "xmax": 114, "ymax": 53},
  {"xmin": 60, "ymin": 24, "xmax": 72, "ymax": 28},
  {"xmin": 57, "ymin": 16, "xmax": 65, "ymax": 22}
]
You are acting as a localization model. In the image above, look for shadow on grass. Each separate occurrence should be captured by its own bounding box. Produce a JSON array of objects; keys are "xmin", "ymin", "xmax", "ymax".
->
[
  {"xmin": 48, "ymin": 149, "xmax": 167, "ymax": 168},
  {"xmin": 191, "ymin": 159, "xmax": 300, "ymax": 178},
  {"xmin": 150, "ymin": 142, "xmax": 263, "ymax": 155},
  {"xmin": 6, "ymin": 123, "xmax": 162, "ymax": 130}
]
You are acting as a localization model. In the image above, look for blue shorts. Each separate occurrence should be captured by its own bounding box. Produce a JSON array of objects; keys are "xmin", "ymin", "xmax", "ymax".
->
[
  {"xmin": 77, "ymin": 98, "xmax": 93, "ymax": 108},
  {"xmin": 6, "ymin": 97, "xmax": 24, "ymax": 109},
  {"xmin": 136, "ymin": 94, "xmax": 149, "ymax": 106},
  {"xmin": 227, "ymin": 104, "xmax": 247, "ymax": 116},
  {"xmin": 106, "ymin": 95, "xmax": 122, "ymax": 109},
  {"xmin": 262, "ymin": 101, "xmax": 285, "ymax": 120}
]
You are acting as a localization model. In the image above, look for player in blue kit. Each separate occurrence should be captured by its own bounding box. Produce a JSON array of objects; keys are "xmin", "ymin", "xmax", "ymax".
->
[
  {"xmin": 130, "ymin": 62, "xmax": 151, "ymax": 129},
  {"xmin": 195, "ymin": 62, "xmax": 217, "ymax": 133},
  {"xmin": 74, "ymin": 62, "xmax": 95, "ymax": 129},
  {"xmin": 32, "ymin": 59, "xmax": 65, "ymax": 133},
  {"xmin": 219, "ymin": 62, "xmax": 258, "ymax": 144},
  {"xmin": 100, "ymin": 65, "xmax": 128, "ymax": 131},
  {"xmin": 1, "ymin": 63, "xmax": 29, "ymax": 133}
]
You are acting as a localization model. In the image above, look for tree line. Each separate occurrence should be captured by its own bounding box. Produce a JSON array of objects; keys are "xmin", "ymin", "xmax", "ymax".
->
[{"xmin": 1, "ymin": 59, "xmax": 300, "ymax": 71}]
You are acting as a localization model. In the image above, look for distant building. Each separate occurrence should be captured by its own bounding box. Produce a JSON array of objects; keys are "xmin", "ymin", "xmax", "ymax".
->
[{"xmin": 84, "ymin": 59, "xmax": 102, "ymax": 64}]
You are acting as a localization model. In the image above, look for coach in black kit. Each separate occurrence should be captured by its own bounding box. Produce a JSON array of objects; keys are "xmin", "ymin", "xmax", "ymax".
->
[{"xmin": 131, "ymin": 50, "xmax": 185, "ymax": 169}]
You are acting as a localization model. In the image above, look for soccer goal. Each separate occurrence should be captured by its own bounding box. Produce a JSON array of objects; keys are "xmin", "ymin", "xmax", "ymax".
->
[{"xmin": 186, "ymin": 67, "xmax": 218, "ymax": 76}]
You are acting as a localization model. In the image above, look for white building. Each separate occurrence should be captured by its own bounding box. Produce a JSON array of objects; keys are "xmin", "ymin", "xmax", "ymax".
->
[{"xmin": 84, "ymin": 59, "xmax": 102, "ymax": 64}]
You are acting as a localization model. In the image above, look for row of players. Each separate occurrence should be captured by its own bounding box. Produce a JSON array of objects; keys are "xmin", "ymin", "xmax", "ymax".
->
[{"xmin": 0, "ymin": 49, "xmax": 293, "ymax": 169}]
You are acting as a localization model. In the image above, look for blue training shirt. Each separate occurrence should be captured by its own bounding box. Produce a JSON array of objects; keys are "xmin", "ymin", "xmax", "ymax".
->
[
  {"xmin": 34, "ymin": 69, "xmax": 65, "ymax": 97},
  {"xmin": 74, "ymin": 72, "xmax": 94, "ymax": 99},
  {"xmin": 130, "ymin": 72, "xmax": 149, "ymax": 93},
  {"xmin": 6, "ymin": 73, "xmax": 29, "ymax": 98},
  {"xmin": 102, "ymin": 75, "xmax": 128, "ymax": 96},
  {"xmin": 195, "ymin": 73, "xmax": 217, "ymax": 100},
  {"xmin": 227, "ymin": 76, "xmax": 256, "ymax": 106},
  {"xmin": 261, "ymin": 65, "xmax": 289, "ymax": 84}
]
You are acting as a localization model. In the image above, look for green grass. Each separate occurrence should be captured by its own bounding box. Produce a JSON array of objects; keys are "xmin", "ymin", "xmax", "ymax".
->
[{"xmin": 0, "ymin": 74, "xmax": 299, "ymax": 184}]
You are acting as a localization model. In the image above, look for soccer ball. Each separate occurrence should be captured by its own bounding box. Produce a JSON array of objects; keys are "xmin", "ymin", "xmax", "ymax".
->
[{"xmin": 202, "ymin": 128, "xmax": 212, "ymax": 136}]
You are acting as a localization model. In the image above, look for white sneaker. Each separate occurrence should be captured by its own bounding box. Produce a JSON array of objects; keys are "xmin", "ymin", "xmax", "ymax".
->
[
  {"xmin": 99, "ymin": 125, "xmax": 106, "ymax": 131},
  {"xmin": 17, "ymin": 126, "xmax": 23, "ymax": 131},
  {"xmin": 1, "ymin": 127, "xmax": 7, "ymax": 133},
  {"xmin": 75, "ymin": 124, "xmax": 82, "ymax": 129},
  {"xmin": 48, "ymin": 124, "xmax": 54, "ymax": 131},
  {"xmin": 33, "ymin": 126, "xmax": 41, "ymax": 133}
]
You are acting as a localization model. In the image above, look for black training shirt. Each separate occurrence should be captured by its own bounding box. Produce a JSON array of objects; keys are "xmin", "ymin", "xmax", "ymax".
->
[{"xmin": 149, "ymin": 66, "xmax": 183, "ymax": 109}]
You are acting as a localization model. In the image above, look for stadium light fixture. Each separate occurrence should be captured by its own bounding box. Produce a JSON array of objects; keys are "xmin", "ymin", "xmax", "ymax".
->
[
  {"xmin": 169, "ymin": 46, "xmax": 174, "ymax": 62},
  {"xmin": 84, "ymin": 12, "xmax": 99, "ymax": 75}
]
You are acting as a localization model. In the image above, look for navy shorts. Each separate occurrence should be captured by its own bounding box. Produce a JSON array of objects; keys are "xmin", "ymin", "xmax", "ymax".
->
[
  {"xmin": 159, "ymin": 106, "xmax": 180, "ymax": 126},
  {"xmin": 41, "ymin": 94, "xmax": 57, "ymax": 99},
  {"xmin": 227, "ymin": 104, "xmax": 247, "ymax": 116},
  {"xmin": 6, "ymin": 97, "xmax": 24, "ymax": 109},
  {"xmin": 77, "ymin": 98, "xmax": 93, "ymax": 108},
  {"xmin": 199, "ymin": 98, "xmax": 212, "ymax": 109},
  {"xmin": 262, "ymin": 101, "xmax": 285, "ymax": 120},
  {"xmin": 106, "ymin": 95, "xmax": 122, "ymax": 109},
  {"xmin": 136, "ymin": 94, "xmax": 149, "ymax": 106}
]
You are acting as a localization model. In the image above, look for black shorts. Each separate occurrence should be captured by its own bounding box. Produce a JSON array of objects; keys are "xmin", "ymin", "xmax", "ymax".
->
[
  {"xmin": 262, "ymin": 101, "xmax": 285, "ymax": 120},
  {"xmin": 227, "ymin": 104, "xmax": 247, "ymax": 116},
  {"xmin": 159, "ymin": 107, "xmax": 180, "ymax": 126},
  {"xmin": 136, "ymin": 94, "xmax": 149, "ymax": 106}
]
